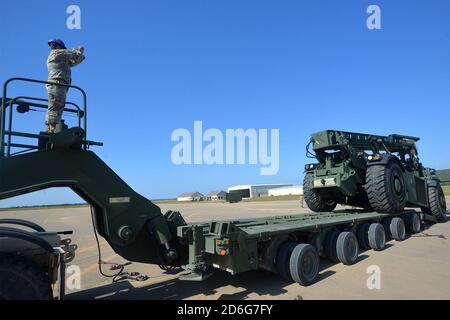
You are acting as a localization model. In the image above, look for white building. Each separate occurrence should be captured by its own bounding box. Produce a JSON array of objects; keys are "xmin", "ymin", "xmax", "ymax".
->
[
  {"xmin": 207, "ymin": 191, "xmax": 226, "ymax": 201},
  {"xmin": 177, "ymin": 192, "xmax": 205, "ymax": 202},
  {"xmin": 268, "ymin": 185, "xmax": 303, "ymax": 196},
  {"xmin": 227, "ymin": 184, "xmax": 292, "ymax": 199}
]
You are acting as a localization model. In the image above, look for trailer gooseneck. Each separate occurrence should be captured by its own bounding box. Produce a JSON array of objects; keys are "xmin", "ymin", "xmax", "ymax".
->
[{"xmin": 0, "ymin": 78, "xmax": 446, "ymax": 299}]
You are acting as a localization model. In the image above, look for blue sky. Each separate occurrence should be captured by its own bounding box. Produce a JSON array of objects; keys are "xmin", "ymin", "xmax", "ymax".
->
[{"xmin": 1, "ymin": 0, "xmax": 450, "ymax": 206}]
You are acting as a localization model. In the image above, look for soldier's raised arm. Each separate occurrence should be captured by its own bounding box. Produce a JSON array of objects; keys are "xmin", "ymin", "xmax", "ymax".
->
[{"xmin": 65, "ymin": 48, "xmax": 85, "ymax": 67}]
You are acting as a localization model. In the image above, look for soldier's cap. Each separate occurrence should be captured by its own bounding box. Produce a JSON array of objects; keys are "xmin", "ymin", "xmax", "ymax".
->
[{"xmin": 48, "ymin": 38, "xmax": 67, "ymax": 49}]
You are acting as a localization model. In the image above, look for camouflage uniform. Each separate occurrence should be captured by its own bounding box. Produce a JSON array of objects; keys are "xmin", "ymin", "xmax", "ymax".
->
[{"xmin": 46, "ymin": 49, "xmax": 85, "ymax": 131}]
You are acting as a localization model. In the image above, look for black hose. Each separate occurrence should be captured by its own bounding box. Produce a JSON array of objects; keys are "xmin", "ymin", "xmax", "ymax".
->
[
  {"xmin": 89, "ymin": 206, "xmax": 124, "ymax": 278},
  {"xmin": 0, "ymin": 227, "xmax": 54, "ymax": 252},
  {"xmin": 306, "ymin": 139, "xmax": 316, "ymax": 159},
  {"xmin": 0, "ymin": 218, "xmax": 46, "ymax": 232}
]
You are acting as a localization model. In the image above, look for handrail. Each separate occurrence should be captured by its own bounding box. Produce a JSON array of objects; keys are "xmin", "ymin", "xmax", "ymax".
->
[
  {"xmin": 1, "ymin": 77, "xmax": 87, "ymax": 157},
  {"xmin": 5, "ymin": 96, "xmax": 84, "ymax": 156},
  {"xmin": 12, "ymin": 96, "xmax": 83, "ymax": 117}
]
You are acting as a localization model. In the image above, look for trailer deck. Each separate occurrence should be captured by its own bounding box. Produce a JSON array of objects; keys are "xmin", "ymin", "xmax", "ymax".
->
[{"xmin": 177, "ymin": 209, "xmax": 432, "ymax": 285}]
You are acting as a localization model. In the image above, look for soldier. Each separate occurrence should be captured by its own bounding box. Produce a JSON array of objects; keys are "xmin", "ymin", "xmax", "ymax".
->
[{"xmin": 46, "ymin": 38, "xmax": 85, "ymax": 133}]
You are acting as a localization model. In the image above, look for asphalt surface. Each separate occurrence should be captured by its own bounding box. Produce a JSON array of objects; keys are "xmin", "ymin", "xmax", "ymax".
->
[{"xmin": 2, "ymin": 199, "xmax": 450, "ymax": 300}]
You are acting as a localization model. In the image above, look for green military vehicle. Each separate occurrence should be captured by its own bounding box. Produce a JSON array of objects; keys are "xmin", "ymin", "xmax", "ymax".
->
[{"xmin": 303, "ymin": 130, "xmax": 447, "ymax": 222}]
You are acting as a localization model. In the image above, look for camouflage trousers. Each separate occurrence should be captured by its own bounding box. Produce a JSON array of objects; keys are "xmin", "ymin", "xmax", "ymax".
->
[{"xmin": 46, "ymin": 82, "xmax": 69, "ymax": 129}]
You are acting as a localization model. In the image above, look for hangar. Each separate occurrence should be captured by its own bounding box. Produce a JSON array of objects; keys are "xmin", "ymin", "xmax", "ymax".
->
[{"xmin": 227, "ymin": 184, "xmax": 292, "ymax": 199}]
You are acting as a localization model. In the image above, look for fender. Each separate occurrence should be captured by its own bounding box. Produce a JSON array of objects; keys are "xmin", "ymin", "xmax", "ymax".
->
[
  {"xmin": 366, "ymin": 154, "xmax": 404, "ymax": 172},
  {"xmin": 426, "ymin": 178, "xmax": 440, "ymax": 188}
]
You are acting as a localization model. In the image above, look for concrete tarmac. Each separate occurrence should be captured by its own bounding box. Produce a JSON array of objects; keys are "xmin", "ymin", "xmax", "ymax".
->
[{"xmin": 2, "ymin": 199, "xmax": 449, "ymax": 300}]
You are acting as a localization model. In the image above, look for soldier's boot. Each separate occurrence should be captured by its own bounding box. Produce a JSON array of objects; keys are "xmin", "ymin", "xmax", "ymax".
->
[
  {"xmin": 54, "ymin": 120, "xmax": 68, "ymax": 133},
  {"xmin": 46, "ymin": 122, "xmax": 56, "ymax": 134}
]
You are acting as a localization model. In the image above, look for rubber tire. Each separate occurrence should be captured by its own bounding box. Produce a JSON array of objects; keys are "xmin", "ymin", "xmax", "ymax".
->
[
  {"xmin": 368, "ymin": 223, "xmax": 386, "ymax": 251},
  {"xmin": 365, "ymin": 161, "xmax": 407, "ymax": 213},
  {"xmin": 356, "ymin": 223, "xmax": 371, "ymax": 250},
  {"xmin": 289, "ymin": 243, "xmax": 320, "ymax": 286},
  {"xmin": 405, "ymin": 213, "xmax": 421, "ymax": 234},
  {"xmin": 336, "ymin": 232, "xmax": 359, "ymax": 265},
  {"xmin": 276, "ymin": 242, "xmax": 297, "ymax": 281},
  {"xmin": 303, "ymin": 173, "xmax": 337, "ymax": 212},
  {"xmin": 323, "ymin": 230, "xmax": 340, "ymax": 263},
  {"xmin": 390, "ymin": 217, "xmax": 406, "ymax": 241},
  {"xmin": 382, "ymin": 217, "xmax": 393, "ymax": 241},
  {"xmin": 0, "ymin": 253, "xmax": 53, "ymax": 300},
  {"xmin": 422, "ymin": 184, "xmax": 448, "ymax": 223}
]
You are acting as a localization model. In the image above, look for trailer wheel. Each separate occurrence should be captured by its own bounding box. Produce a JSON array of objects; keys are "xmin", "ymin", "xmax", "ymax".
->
[
  {"xmin": 368, "ymin": 223, "xmax": 386, "ymax": 251},
  {"xmin": 366, "ymin": 161, "xmax": 407, "ymax": 213},
  {"xmin": 422, "ymin": 184, "xmax": 448, "ymax": 223},
  {"xmin": 0, "ymin": 253, "xmax": 53, "ymax": 300},
  {"xmin": 324, "ymin": 230, "xmax": 340, "ymax": 262},
  {"xmin": 276, "ymin": 242, "xmax": 297, "ymax": 281},
  {"xmin": 405, "ymin": 213, "xmax": 421, "ymax": 234},
  {"xmin": 289, "ymin": 244, "xmax": 320, "ymax": 286},
  {"xmin": 303, "ymin": 173, "xmax": 337, "ymax": 212},
  {"xmin": 336, "ymin": 232, "xmax": 359, "ymax": 265},
  {"xmin": 356, "ymin": 223, "xmax": 371, "ymax": 250},
  {"xmin": 390, "ymin": 217, "xmax": 406, "ymax": 241},
  {"xmin": 382, "ymin": 217, "xmax": 393, "ymax": 241}
]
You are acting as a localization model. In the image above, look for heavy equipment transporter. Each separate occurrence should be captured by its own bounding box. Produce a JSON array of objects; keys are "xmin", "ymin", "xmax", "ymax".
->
[{"xmin": 0, "ymin": 78, "xmax": 446, "ymax": 299}]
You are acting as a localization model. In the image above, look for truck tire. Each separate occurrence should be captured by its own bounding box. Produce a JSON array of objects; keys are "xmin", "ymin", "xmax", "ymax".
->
[
  {"xmin": 323, "ymin": 230, "xmax": 340, "ymax": 262},
  {"xmin": 289, "ymin": 243, "xmax": 320, "ymax": 286},
  {"xmin": 390, "ymin": 217, "xmax": 406, "ymax": 241},
  {"xmin": 366, "ymin": 161, "xmax": 407, "ymax": 213},
  {"xmin": 422, "ymin": 184, "xmax": 448, "ymax": 223},
  {"xmin": 336, "ymin": 232, "xmax": 359, "ymax": 265},
  {"xmin": 303, "ymin": 173, "xmax": 337, "ymax": 212},
  {"xmin": 368, "ymin": 223, "xmax": 386, "ymax": 251},
  {"xmin": 382, "ymin": 217, "xmax": 393, "ymax": 241},
  {"xmin": 405, "ymin": 212, "xmax": 421, "ymax": 234},
  {"xmin": 0, "ymin": 253, "xmax": 53, "ymax": 300},
  {"xmin": 356, "ymin": 223, "xmax": 371, "ymax": 250},
  {"xmin": 276, "ymin": 242, "xmax": 297, "ymax": 281}
]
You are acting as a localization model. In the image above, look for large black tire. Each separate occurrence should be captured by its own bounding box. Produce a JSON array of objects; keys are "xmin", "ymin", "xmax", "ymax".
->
[
  {"xmin": 368, "ymin": 223, "xmax": 386, "ymax": 251},
  {"xmin": 289, "ymin": 243, "xmax": 320, "ymax": 286},
  {"xmin": 276, "ymin": 242, "xmax": 297, "ymax": 281},
  {"xmin": 422, "ymin": 184, "xmax": 448, "ymax": 223},
  {"xmin": 303, "ymin": 173, "xmax": 337, "ymax": 212},
  {"xmin": 365, "ymin": 161, "xmax": 407, "ymax": 213},
  {"xmin": 404, "ymin": 212, "xmax": 421, "ymax": 234},
  {"xmin": 390, "ymin": 217, "xmax": 406, "ymax": 241},
  {"xmin": 356, "ymin": 223, "xmax": 371, "ymax": 250},
  {"xmin": 0, "ymin": 253, "xmax": 53, "ymax": 300},
  {"xmin": 336, "ymin": 232, "xmax": 359, "ymax": 265},
  {"xmin": 323, "ymin": 230, "xmax": 340, "ymax": 262}
]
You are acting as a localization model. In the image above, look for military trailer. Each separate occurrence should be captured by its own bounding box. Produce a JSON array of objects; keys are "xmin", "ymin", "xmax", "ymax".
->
[
  {"xmin": 0, "ymin": 78, "xmax": 447, "ymax": 299},
  {"xmin": 303, "ymin": 130, "xmax": 447, "ymax": 222}
]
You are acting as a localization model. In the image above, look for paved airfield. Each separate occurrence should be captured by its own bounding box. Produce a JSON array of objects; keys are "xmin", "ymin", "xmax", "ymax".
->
[{"xmin": 2, "ymin": 199, "xmax": 450, "ymax": 300}]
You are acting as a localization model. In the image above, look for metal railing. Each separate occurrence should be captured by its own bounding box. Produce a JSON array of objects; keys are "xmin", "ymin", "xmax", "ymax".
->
[{"xmin": 1, "ymin": 77, "xmax": 88, "ymax": 157}]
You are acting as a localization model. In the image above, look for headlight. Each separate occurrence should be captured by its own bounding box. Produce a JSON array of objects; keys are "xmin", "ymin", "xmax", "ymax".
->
[{"xmin": 305, "ymin": 163, "xmax": 316, "ymax": 170}]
